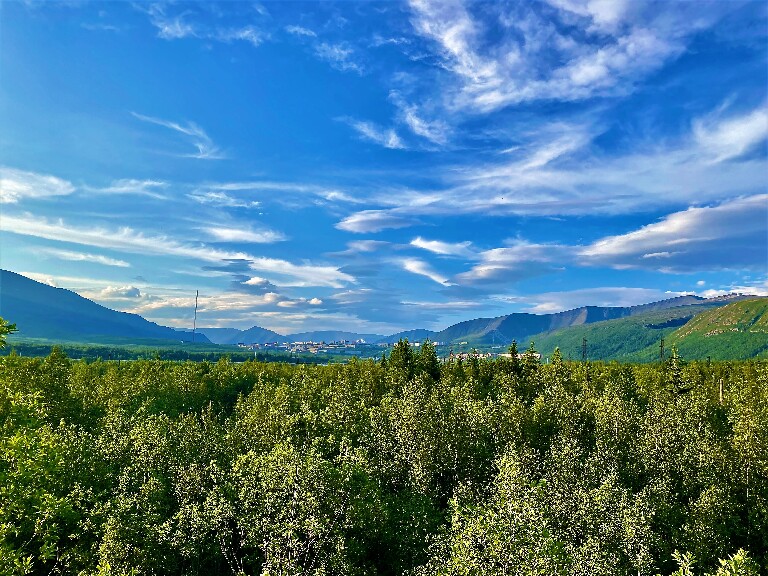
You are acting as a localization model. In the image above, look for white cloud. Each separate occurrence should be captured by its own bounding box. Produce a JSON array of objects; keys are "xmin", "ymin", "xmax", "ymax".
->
[
  {"xmin": 410, "ymin": 236, "xmax": 474, "ymax": 257},
  {"xmin": 336, "ymin": 210, "xmax": 417, "ymax": 233},
  {"xmin": 198, "ymin": 180, "xmax": 364, "ymax": 205},
  {"xmin": 547, "ymin": 0, "xmax": 631, "ymax": 32},
  {"xmin": 693, "ymin": 105, "xmax": 768, "ymax": 163},
  {"xmin": 141, "ymin": 4, "xmax": 267, "ymax": 47},
  {"xmin": 407, "ymin": 0, "xmax": 720, "ymax": 112},
  {"xmin": 402, "ymin": 258, "xmax": 453, "ymax": 286},
  {"xmin": 401, "ymin": 105, "xmax": 450, "ymax": 145},
  {"xmin": 514, "ymin": 286, "xmax": 679, "ymax": 314},
  {"xmin": 390, "ymin": 93, "xmax": 451, "ymax": 146},
  {"xmin": 347, "ymin": 240, "xmax": 390, "ymax": 253},
  {"xmin": 204, "ymin": 226, "xmax": 286, "ymax": 244},
  {"xmin": 2, "ymin": 214, "xmax": 354, "ymax": 288},
  {"xmin": 132, "ymin": 112, "xmax": 225, "ymax": 159},
  {"xmin": 38, "ymin": 247, "xmax": 130, "ymax": 268},
  {"xmin": 155, "ymin": 17, "xmax": 195, "ymax": 40},
  {"xmin": 580, "ymin": 194, "xmax": 768, "ymax": 271},
  {"xmin": 285, "ymin": 25, "xmax": 316, "ymax": 37},
  {"xmin": 216, "ymin": 26, "xmax": 265, "ymax": 47},
  {"xmin": 454, "ymin": 240, "xmax": 564, "ymax": 285},
  {"xmin": 314, "ymin": 42, "xmax": 364, "ymax": 74},
  {"xmin": 697, "ymin": 279, "xmax": 768, "ymax": 298},
  {"xmin": 96, "ymin": 285, "xmax": 143, "ymax": 299},
  {"xmin": 0, "ymin": 167, "xmax": 75, "ymax": 204},
  {"xmin": 340, "ymin": 104, "xmax": 767, "ymax": 221},
  {"xmin": 345, "ymin": 119, "xmax": 405, "ymax": 149},
  {"xmin": 401, "ymin": 299, "xmax": 481, "ymax": 310},
  {"xmin": 88, "ymin": 179, "xmax": 168, "ymax": 199},
  {"xmin": 188, "ymin": 190, "xmax": 261, "ymax": 209}
]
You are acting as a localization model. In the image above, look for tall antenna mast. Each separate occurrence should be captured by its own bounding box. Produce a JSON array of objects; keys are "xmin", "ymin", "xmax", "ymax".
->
[{"xmin": 192, "ymin": 290, "xmax": 199, "ymax": 343}]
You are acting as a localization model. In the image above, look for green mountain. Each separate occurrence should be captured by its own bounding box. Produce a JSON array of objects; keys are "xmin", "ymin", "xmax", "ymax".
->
[
  {"xmin": 432, "ymin": 295, "xmax": 713, "ymax": 347},
  {"xmin": 635, "ymin": 298, "xmax": 768, "ymax": 360},
  {"xmin": 0, "ymin": 270, "xmax": 211, "ymax": 344},
  {"xmin": 531, "ymin": 298, "xmax": 768, "ymax": 361}
]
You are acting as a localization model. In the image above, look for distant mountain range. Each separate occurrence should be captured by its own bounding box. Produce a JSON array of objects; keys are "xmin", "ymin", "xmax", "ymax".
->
[
  {"xmin": 197, "ymin": 292, "xmax": 756, "ymax": 348},
  {"xmin": 1, "ymin": 270, "xmax": 762, "ymax": 359},
  {"xmin": 0, "ymin": 270, "xmax": 211, "ymax": 344}
]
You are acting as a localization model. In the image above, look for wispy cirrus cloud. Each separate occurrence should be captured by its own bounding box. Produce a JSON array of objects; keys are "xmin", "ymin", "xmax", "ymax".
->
[
  {"xmin": 285, "ymin": 25, "xmax": 316, "ymax": 37},
  {"xmin": 579, "ymin": 194, "xmax": 768, "ymax": 272},
  {"xmin": 140, "ymin": 4, "xmax": 266, "ymax": 46},
  {"xmin": 343, "ymin": 118, "xmax": 405, "ymax": 149},
  {"xmin": 410, "ymin": 236, "xmax": 474, "ymax": 258},
  {"xmin": 454, "ymin": 240, "xmax": 564, "ymax": 286},
  {"xmin": 87, "ymin": 179, "xmax": 169, "ymax": 199},
  {"xmin": 188, "ymin": 190, "xmax": 261, "ymax": 209},
  {"xmin": 131, "ymin": 112, "xmax": 225, "ymax": 159},
  {"xmin": 693, "ymin": 105, "xmax": 768, "ymax": 163},
  {"xmin": 37, "ymin": 247, "xmax": 130, "ymax": 268},
  {"xmin": 402, "ymin": 257, "xmax": 453, "ymax": 286},
  {"xmin": 0, "ymin": 167, "xmax": 75, "ymax": 204},
  {"xmin": 335, "ymin": 103, "xmax": 767, "ymax": 228},
  {"xmin": 203, "ymin": 226, "xmax": 286, "ymax": 244},
  {"xmin": 389, "ymin": 91, "xmax": 451, "ymax": 146},
  {"xmin": 314, "ymin": 42, "xmax": 364, "ymax": 74},
  {"xmin": 336, "ymin": 209, "xmax": 418, "ymax": 233},
  {"xmin": 406, "ymin": 0, "xmax": 726, "ymax": 112},
  {"xmin": 1, "ymin": 213, "xmax": 354, "ymax": 288}
]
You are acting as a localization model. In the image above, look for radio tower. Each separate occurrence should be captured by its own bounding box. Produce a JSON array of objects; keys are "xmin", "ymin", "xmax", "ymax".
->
[
  {"xmin": 581, "ymin": 337, "xmax": 587, "ymax": 362},
  {"xmin": 192, "ymin": 290, "xmax": 199, "ymax": 343},
  {"xmin": 659, "ymin": 337, "xmax": 665, "ymax": 362}
]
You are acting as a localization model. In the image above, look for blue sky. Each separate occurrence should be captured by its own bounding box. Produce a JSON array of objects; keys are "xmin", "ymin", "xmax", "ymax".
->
[{"xmin": 1, "ymin": 0, "xmax": 766, "ymax": 334}]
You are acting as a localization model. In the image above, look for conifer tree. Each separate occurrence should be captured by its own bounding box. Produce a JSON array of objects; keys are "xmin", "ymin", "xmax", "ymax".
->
[{"xmin": 417, "ymin": 339, "xmax": 441, "ymax": 381}]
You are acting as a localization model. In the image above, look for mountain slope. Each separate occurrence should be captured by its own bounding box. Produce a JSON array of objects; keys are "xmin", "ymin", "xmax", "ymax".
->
[
  {"xmin": 377, "ymin": 329, "xmax": 438, "ymax": 344},
  {"xmin": 648, "ymin": 298, "xmax": 768, "ymax": 360},
  {"xmin": 530, "ymin": 298, "xmax": 768, "ymax": 361},
  {"xmin": 531, "ymin": 305, "xmax": 712, "ymax": 360},
  {"xmin": 432, "ymin": 296, "xmax": 716, "ymax": 347},
  {"xmin": 0, "ymin": 270, "xmax": 211, "ymax": 343},
  {"xmin": 196, "ymin": 327, "xmax": 244, "ymax": 345}
]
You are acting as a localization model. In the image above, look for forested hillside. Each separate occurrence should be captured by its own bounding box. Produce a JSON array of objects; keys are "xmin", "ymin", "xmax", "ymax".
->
[
  {"xmin": 0, "ymin": 270, "xmax": 211, "ymax": 344},
  {"xmin": 2, "ymin": 341, "xmax": 765, "ymax": 575}
]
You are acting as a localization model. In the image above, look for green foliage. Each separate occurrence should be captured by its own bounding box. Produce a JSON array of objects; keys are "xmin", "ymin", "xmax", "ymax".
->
[
  {"xmin": 1, "ymin": 350, "xmax": 766, "ymax": 575},
  {"xmin": 531, "ymin": 300, "xmax": 768, "ymax": 362},
  {"xmin": 0, "ymin": 316, "xmax": 17, "ymax": 348}
]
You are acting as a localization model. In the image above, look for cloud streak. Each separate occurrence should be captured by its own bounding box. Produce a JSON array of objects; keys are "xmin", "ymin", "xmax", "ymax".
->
[
  {"xmin": 336, "ymin": 104, "xmax": 768, "ymax": 227},
  {"xmin": 580, "ymin": 194, "xmax": 768, "ymax": 272},
  {"xmin": 37, "ymin": 248, "xmax": 131, "ymax": 268},
  {"xmin": 0, "ymin": 167, "xmax": 75, "ymax": 204},
  {"xmin": 406, "ymin": 0, "xmax": 724, "ymax": 112},
  {"xmin": 1, "ymin": 214, "xmax": 354, "ymax": 288},
  {"xmin": 132, "ymin": 112, "xmax": 225, "ymax": 159},
  {"xmin": 344, "ymin": 119, "xmax": 405, "ymax": 149},
  {"xmin": 402, "ymin": 257, "xmax": 453, "ymax": 286},
  {"xmin": 204, "ymin": 226, "xmax": 286, "ymax": 244}
]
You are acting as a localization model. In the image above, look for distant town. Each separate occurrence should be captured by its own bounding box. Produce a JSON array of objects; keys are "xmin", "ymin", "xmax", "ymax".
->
[{"xmin": 236, "ymin": 339, "xmax": 540, "ymax": 360}]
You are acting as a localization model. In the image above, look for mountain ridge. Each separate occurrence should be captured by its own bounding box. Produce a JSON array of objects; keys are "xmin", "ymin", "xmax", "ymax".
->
[
  {"xmin": 1, "ymin": 270, "xmax": 759, "ymax": 350},
  {"xmin": 0, "ymin": 270, "xmax": 212, "ymax": 344}
]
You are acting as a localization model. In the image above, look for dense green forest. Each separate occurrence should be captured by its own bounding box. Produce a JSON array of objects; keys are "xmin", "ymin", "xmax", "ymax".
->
[
  {"xmin": 0, "ymin": 338, "xmax": 323, "ymax": 364},
  {"xmin": 1, "ymin": 335, "xmax": 765, "ymax": 574}
]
